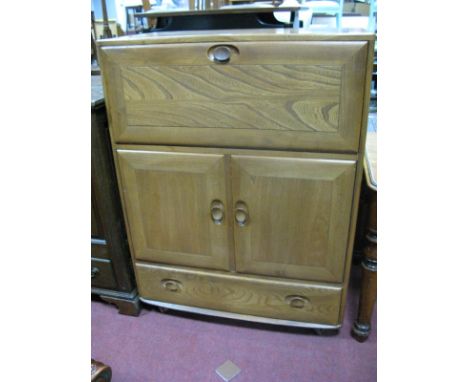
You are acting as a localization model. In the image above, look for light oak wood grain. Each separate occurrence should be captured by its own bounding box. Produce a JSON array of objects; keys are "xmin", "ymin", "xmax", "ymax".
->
[
  {"xmin": 117, "ymin": 149, "xmax": 232, "ymax": 271},
  {"xmin": 122, "ymin": 64, "xmax": 342, "ymax": 101},
  {"xmin": 100, "ymin": 41, "xmax": 368, "ymax": 152},
  {"xmin": 231, "ymin": 155, "xmax": 356, "ymax": 283},
  {"xmin": 136, "ymin": 262, "xmax": 343, "ymax": 325},
  {"xmin": 96, "ymin": 31, "xmax": 376, "ymax": 328},
  {"xmin": 336, "ymin": 38, "xmax": 375, "ymax": 323}
]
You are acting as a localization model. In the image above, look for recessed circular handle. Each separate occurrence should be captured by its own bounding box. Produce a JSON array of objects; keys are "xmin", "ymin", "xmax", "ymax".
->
[
  {"xmin": 91, "ymin": 267, "xmax": 100, "ymax": 279},
  {"xmin": 212, "ymin": 208, "xmax": 223, "ymax": 221},
  {"xmin": 210, "ymin": 200, "xmax": 225, "ymax": 225},
  {"xmin": 235, "ymin": 210, "xmax": 248, "ymax": 226},
  {"xmin": 208, "ymin": 45, "xmax": 239, "ymax": 64},
  {"xmin": 285, "ymin": 295, "xmax": 309, "ymax": 309},
  {"xmin": 161, "ymin": 279, "xmax": 182, "ymax": 292},
  {"xmin": 212, "ymin": 46, "xmax": 231, "ymax": 63},
  {"xmin": 235, "ymin": 201, "xmax": 249, "ymax": 227}
]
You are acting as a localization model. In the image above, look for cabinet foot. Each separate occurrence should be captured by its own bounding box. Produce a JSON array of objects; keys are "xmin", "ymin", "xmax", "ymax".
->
[
  {"xmin": 97, "ymin": 291, "xmax": 141, "ymax": 316},
  {"xmin": 351, "ymin": 322, "xmax": 371, "ymax": 342}
]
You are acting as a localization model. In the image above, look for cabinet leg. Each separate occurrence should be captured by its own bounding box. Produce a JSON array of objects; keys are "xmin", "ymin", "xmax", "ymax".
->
[
  {"xmin": 352, "ymin": 192, "xmax": 377, "ymax": 342},
  {"xmin": 100, "ymin": 294, "xmax": 141, "ymax": 317}
]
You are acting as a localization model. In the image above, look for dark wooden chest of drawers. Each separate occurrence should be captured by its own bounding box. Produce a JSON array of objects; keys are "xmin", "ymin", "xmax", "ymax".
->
[{"xmin": 91, "ymin": 75, "xmax": 140, "ymax": 316}]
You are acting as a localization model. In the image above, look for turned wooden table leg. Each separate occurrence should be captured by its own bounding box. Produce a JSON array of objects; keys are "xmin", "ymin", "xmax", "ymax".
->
[{"xmin": 352, "ymin": 191, "xmax": 377, "ymax": 342}]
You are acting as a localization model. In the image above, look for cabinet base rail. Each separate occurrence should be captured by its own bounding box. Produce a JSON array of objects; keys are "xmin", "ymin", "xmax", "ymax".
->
[{"xmin": 140, "ymin": 297, "xmax": 341, "ymax": 330}]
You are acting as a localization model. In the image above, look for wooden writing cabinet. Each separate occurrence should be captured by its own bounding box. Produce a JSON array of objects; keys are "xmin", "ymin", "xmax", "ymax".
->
[{"xmin": 98, "ymin": 29, "xmax": 374, "ymax": 331}]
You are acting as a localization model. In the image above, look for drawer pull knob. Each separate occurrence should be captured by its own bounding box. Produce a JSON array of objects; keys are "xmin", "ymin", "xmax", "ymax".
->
[
  {"xmin": 208, "ymin": 45, "xmax": 238, "ymax": 64},
  {"xmin": 91, "ymin": 267, "xmax": 100, "ymax": 279},
  {"xmin": 286, "ymin": 295, "xmax": 309, "ymax": 309},
  {"xmin": 212, "ymin": 46, "xmax": 231, "ymax": 63},
  {"xmin": 235, "ymin": 201, "xmax": 249, "ymax": 227},
  {"xmin": 161, "ymin": 279, "xmax": 182, "ymax": 292},
  {"xmin": 210, "ymin": 200, "xmax": 225, "ymax": 225}
]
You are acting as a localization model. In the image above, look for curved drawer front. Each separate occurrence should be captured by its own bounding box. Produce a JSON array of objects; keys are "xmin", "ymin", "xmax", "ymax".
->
[
  {"xmin": 100, "ymin": 41, "xmax": 369, "ymax": 152},
  {"xmin": 135, "ymin": 262, "xmax": 343, "ymax": 325}
]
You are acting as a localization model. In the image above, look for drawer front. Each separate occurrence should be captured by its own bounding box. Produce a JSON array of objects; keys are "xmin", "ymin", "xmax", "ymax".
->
[
  {"xmin": 91, "ymin": 240, "xmax": 110, "ymax": 259},
  {"xmin": 135, "ymin": 262, "xmax": 343, "ymax": 325},
  {"xmin": 91, "ymin": 258, "xmax": 117, "ymax": 289},
  {"xmin": 100, "ymin": 41, "xmax": 368, "ymax": 152}
]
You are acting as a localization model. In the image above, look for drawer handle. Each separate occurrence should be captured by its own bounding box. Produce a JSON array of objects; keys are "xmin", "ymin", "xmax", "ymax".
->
[
  {"xmin": 91, "ymin": 266, "xmax": 100, "ymax": 279},
  {"xmin": 213, "ymin": 46, "xmax": 231, "ymax": 63},
  {"xmin": 210, "ymin": 200, "xmax": 225, "ymax": 225},
  {"xmin": 161, "ymin": 279, "xmax": 182, "ymax": 292},
  {"xmin": 208, "ymin": 45, "xmax": 238, "ymax": 64},
  {"xmin": 285, "ymin": 295, "xmax": 309, "ymax": 309},
  {"xmin": 235, "ymin": 201, "xmax": 249, "ymax": 227}
]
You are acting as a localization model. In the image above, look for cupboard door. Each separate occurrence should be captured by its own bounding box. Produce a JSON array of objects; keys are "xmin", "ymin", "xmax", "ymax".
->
[
  {"xmin": 231, "ymin": 155, "xmax": 356, "ymax": 283},
  {"xmin": 117, "ymin": 149, "xmax": 231, "ymax": 271}
]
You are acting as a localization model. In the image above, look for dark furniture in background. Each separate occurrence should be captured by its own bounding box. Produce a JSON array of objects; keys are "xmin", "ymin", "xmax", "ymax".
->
[
  {"xmin": 126, "ymin": 5, "xmax": 147, "ymax": 32},
  {"xmin": 134, "ymin": 2, "xmax": 301, "ymax": 32},
  {"xmin": 352, "ymin": 132, "xmax": 377, "ymax": 342},
  {"xmin": 91, "ymin": 75, "xmax": 140, "ymax": 316}
]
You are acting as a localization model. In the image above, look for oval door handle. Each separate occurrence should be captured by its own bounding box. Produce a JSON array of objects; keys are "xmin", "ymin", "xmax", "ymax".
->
[
  {"xmin": 210, "ymin": 200, "xmax": 225, "ymax": 225},
  {"xmin": 285, "ymin": 295, "xmax": 310, "ymax": 309},
  {"xmin": 161, "ymin": 279, "xmax": 182, "ymax": 292},
  {"xmin": 235, "ymin": 201, "xmax": 249, "ymax": 227},
  {"xmin": 91, "ymin": 267, "xmax": 100, "ymax": 279}
]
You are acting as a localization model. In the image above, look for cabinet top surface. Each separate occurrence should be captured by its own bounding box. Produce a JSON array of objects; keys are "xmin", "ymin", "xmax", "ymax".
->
[{"xmin": 97, "ymin": 28, "xmax": 375, "ymax": 47}]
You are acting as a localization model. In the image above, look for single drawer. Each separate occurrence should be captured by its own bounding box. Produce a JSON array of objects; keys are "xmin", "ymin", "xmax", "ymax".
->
[
  {"xmin": 91, "ymin": 239, "xmax": 110, "ymax": 259},
  {"xmin": 100, "ymin": 41, "xmax": 369, "ymax": 152},
  {"xmin": 135, "ymin": 262, "xmax": 343, "ymax": 325},
  {"xmin": 91, "ymin": 258, "xmax": 117, "ymax": 289}
]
